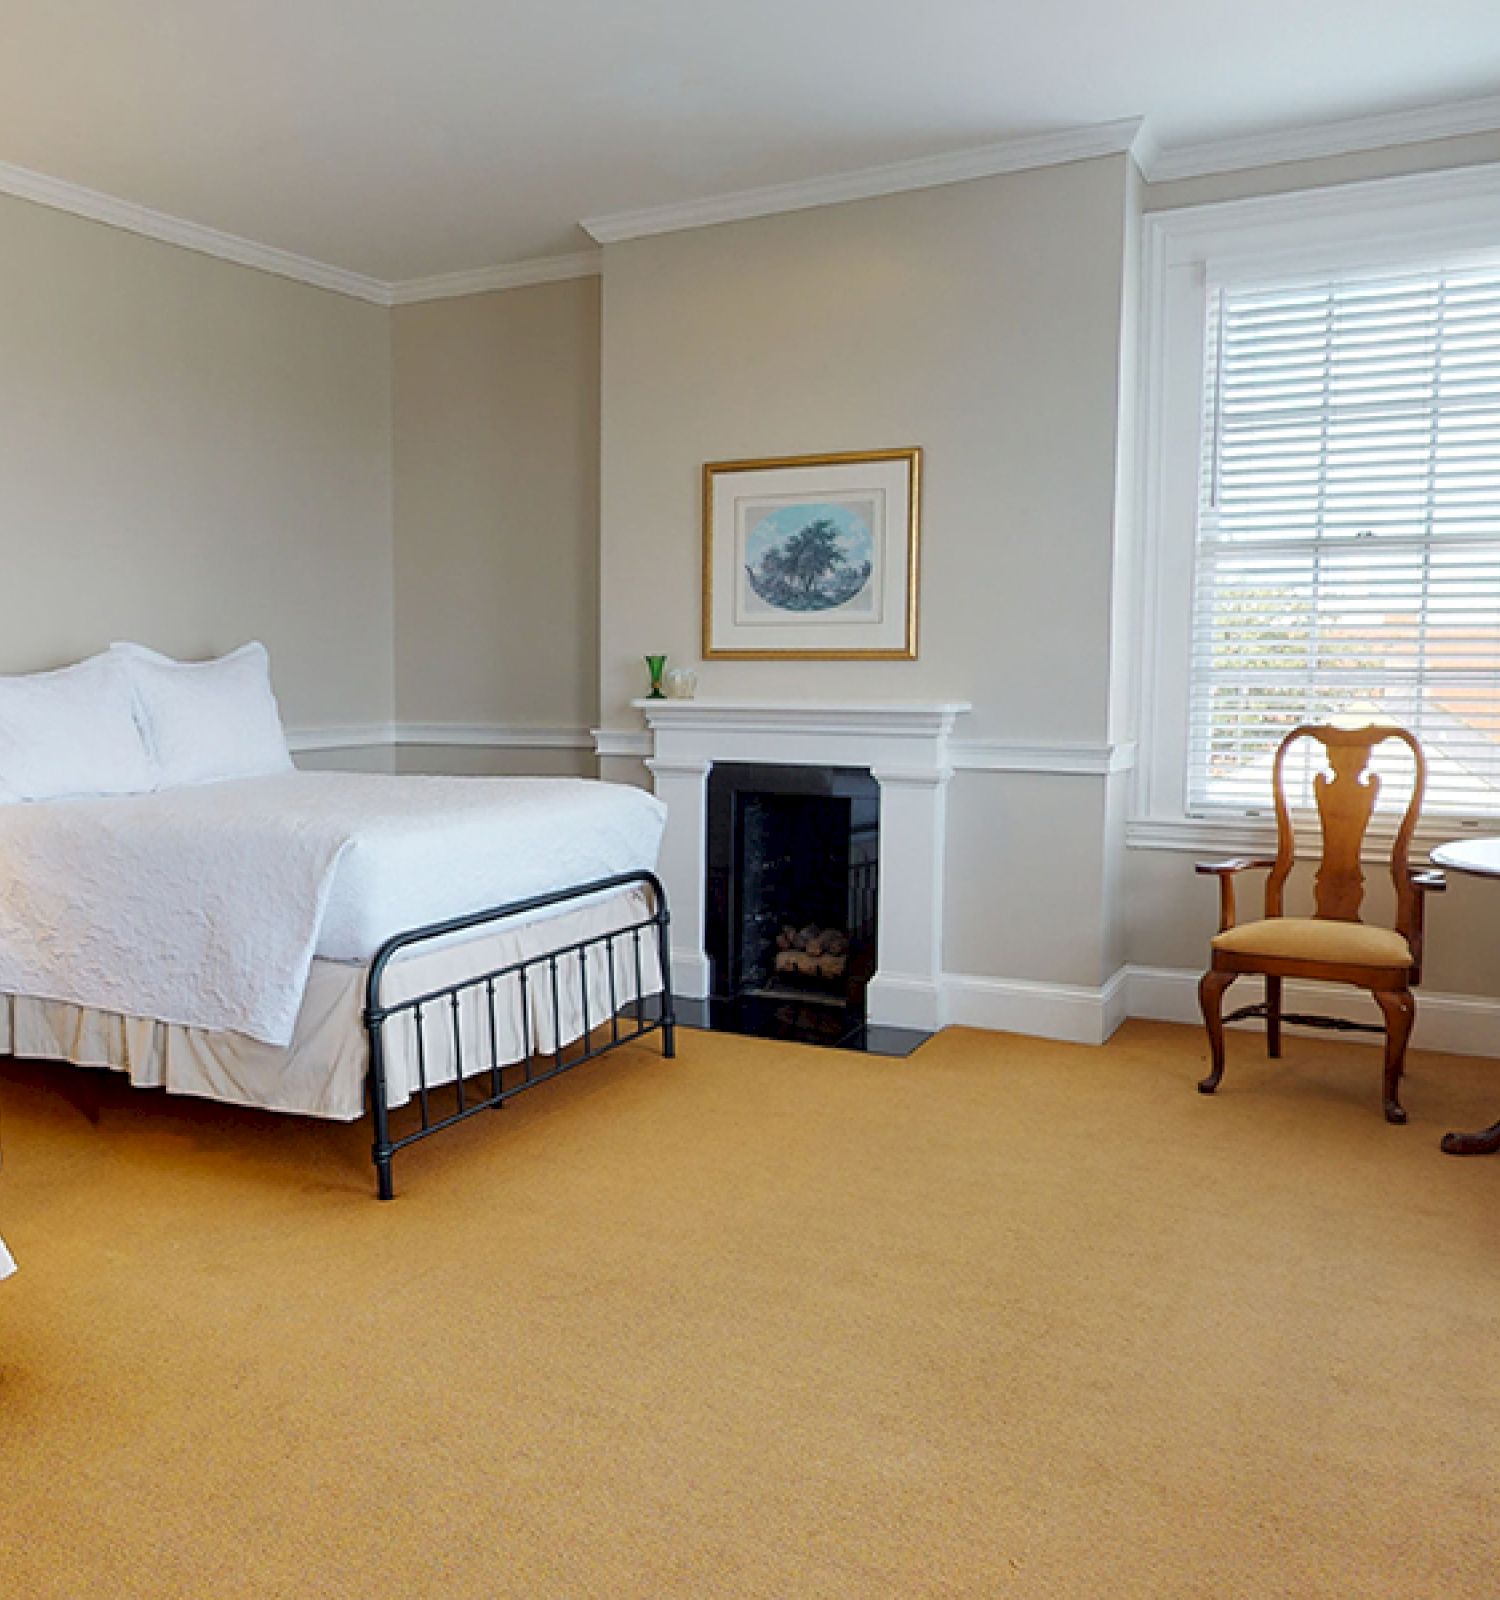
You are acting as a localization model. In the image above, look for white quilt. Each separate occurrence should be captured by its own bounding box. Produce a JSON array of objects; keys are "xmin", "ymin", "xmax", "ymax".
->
[{"xmin": 0, "ymin": 772, "xmax": 666, "ymax": 1047}]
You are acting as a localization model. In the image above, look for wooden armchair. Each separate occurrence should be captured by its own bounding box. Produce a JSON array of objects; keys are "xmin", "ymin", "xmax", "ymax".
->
[{"xmin": 1197, "ymin": 724, "xmax": 1446, "ymax": 1124}]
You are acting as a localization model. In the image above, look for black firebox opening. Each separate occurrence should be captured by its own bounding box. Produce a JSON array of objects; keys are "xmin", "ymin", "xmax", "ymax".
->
[{"xmin": 705, "ymin": 762, "xmax": 879, "ymax": 1047}]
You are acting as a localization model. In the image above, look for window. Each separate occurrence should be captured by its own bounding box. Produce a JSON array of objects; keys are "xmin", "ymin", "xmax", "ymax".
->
[
  {"xmin": 1134, "ymin": 165, "xmax": 1500, "ymax": 845},
  {"xmin": 1191, "ymin": 260, "xmax": 1500, "ymax": 818}
]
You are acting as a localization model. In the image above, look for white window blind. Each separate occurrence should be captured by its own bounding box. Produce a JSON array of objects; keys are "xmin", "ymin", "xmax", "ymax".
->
[{"xmin": 1189, "ymin": 256, "xmax": 1500, "ymax": 818}]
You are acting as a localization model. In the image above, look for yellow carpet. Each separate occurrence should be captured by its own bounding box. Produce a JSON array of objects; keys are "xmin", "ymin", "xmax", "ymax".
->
[{"xmin": 2, "ymin": 1021, "xmax": 1499, "ymax": 1598}]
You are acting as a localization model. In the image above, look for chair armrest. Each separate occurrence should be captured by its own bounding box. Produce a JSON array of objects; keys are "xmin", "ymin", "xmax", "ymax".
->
[
  {"xmin": 1403, "ymin": 869, "xmax": 1446, "ymax": 985},
  {"xmin": 1196, "ymin": 859, "xmax": 1275, "ymax": 934}
]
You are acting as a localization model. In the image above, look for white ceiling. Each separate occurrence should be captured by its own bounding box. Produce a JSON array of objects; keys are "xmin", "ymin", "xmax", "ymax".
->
[{"xmin": 1, "ymin": 1, "xmax": 1497, "ymax": 284}]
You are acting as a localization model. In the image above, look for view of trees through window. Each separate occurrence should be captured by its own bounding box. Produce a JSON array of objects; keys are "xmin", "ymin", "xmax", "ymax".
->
[{"xmin": 1189, "ymin": 260, "xmax": 1500, "ymax": 816}]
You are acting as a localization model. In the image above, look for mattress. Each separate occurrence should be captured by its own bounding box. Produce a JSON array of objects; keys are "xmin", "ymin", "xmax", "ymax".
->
[
  {"xmin": 308, "ymin": 773, "xmax": 667, "ymax": 960},
  {"xmin": 0, "ymin": 771, "xmax": 667, "ymax": 1045}
]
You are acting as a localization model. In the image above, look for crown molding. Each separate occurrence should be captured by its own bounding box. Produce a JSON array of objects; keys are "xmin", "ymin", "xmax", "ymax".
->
[
  {"xmin": 386, "ymin": 250, "xmax": 602, "ymax": 305},
  {"xmin": 0, "ymin": 154, "xmax": 600, "ymax": 308},
  {"xmin": 6, "ymin": 89, "xmax": 1498, "ymax": 304},
  {"xmin": 581, "ymin": 118, "xmax": 1146, "ymax": 244},
  {"xmin": 0, "ymin": 158, "xmax": 392, "ymax": 303},
  {"xmin": 1139, "ymin": 92, "xmax": 1500, "ymax": 184},
  {"xmin": 1141, "ymin": 160, "xmax": 1500, "ymax": 279}
]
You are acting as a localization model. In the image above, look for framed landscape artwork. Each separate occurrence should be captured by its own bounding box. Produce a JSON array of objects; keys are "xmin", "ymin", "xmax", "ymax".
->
[{"xmin": 702, "ymin": 447, "xmax": 921, "ymax": 659}]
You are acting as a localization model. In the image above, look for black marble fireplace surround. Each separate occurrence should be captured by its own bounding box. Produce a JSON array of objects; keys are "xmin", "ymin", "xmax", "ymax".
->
[{"xmin": 696, "ymin": 762, "xmax": 924, "ymax": 1055}]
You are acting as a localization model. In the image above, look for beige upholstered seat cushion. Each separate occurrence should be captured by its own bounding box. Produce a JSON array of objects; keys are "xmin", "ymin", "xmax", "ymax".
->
[{"xmin": 1212, "ymin": 917, "xmax": 1412, "ymax": 968}]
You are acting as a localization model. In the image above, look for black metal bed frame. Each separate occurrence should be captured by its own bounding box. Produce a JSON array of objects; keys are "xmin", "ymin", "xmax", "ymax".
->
[{"xmin": 363, "ymin": 870, "xmax": 675, "ymax": 1200}]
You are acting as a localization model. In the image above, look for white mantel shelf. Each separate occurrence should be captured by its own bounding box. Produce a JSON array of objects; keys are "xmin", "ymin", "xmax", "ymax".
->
[
  {"xmin": 631, "ymin": 698, "xmax": 971, "ymax": 774},
  {"xmin": 633, "ymin": 697, "xmax": 971, "ymax": 1032},
  {"xmin": 633, "ymin": 697, "xmax": 971, "ymax": 731}
]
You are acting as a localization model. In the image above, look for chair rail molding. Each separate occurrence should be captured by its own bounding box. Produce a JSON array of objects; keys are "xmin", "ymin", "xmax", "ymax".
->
[
  {"xmin": 393, "ymin": 722, "xmax": 593, "ymax": 749},
  {"xmin": 951, "ymin": 738, "xmax": 1136, "ymax": 776},
  {"xmin": 289, "ymin": 717, "xmax": 1140, "ymax": 782},
  {"xmin": 594, "ymin": 727, "xmax": 653, "ymax": 759},
  {"xmin": 597, "ymin": 721, "xmax": 1134, "ymax": 777},
  {"xmin": 286, "ymin": 722, "xmax": 394, "ymax": 753},
  {"xmin": 287, "ymin": 721, "xmax": 594, "ymax": 753}
]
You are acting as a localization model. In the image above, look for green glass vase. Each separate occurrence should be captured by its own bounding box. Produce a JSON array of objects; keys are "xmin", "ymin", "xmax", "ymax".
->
[{"xmin": 644, "ymin": 654, "xmax": 667, "ymax": 699}]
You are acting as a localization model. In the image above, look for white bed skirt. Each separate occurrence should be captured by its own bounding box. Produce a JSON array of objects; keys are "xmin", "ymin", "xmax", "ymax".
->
[
  {"xmin": 0, "ymin": 1237, "xmax": 14, "ymax": 1280},
  {"xmin": 0, "ymin": 887, "xmax": 662, "ymax": 1123}
]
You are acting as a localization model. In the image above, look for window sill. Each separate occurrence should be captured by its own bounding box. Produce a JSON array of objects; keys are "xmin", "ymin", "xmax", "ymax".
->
[{"xmin": 1126, "ymin": 813, "xmax": 1493, "ymax": 860}]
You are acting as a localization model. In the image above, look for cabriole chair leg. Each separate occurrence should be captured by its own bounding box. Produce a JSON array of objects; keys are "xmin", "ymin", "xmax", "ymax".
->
[
  {"xmin": 1373, "ymin": 989, "xmax": 1416, "ymax": 1126},
  {"xmin": 1198, "ymin": 969, "xmax": 1237, "ymax": 1095}
]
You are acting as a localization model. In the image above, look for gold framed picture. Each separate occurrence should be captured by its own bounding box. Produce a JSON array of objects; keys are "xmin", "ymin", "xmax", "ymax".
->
[{"xmin": 702, "ymin": 447, "xmax": 921, "ymax": 660}]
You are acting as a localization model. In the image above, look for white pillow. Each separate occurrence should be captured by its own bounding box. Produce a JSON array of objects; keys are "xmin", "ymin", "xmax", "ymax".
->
[
  {"xmin": 112, "ymin": 642, "xmax": 294, "ymax": 788},
  {"xmin": 0, "ymin": 652, "xmax": 156, "ymax": 802}
]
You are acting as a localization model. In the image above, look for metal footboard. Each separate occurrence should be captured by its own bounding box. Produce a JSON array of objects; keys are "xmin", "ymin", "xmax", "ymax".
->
[{"xmin": 363, "ymin": 870, "xmax": 675, "ymax": 1199}]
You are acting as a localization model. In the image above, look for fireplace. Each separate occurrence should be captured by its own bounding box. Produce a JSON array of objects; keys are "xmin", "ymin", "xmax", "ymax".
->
[
  {"xmin": 706, "ymin": 763, "xmax": 879, "ymax": 1045},
  {"xmin": 632, "ymin": 696, "xmax": 969, "ymax": 1039}
]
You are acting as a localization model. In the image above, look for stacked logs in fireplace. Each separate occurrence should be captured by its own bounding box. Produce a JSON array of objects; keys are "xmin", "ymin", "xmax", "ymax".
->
[{"xmin": 774, "ymin": 923, "xmax": 850, "ymax": 981}]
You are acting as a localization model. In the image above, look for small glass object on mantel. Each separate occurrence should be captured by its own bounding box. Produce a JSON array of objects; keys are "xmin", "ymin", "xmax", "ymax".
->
[
  {"xmin": 644, "ymin": 654, "xmax": 668, "ymax": 699},
  {"xmin": 664, "ymin": 667, "xmax": 697, "ymax": 700}
]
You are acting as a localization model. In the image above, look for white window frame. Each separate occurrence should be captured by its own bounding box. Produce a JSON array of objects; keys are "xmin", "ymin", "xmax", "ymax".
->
[{"xmin": 1130, "ymin": 160, "xmax": 1500, "ymax": 856}]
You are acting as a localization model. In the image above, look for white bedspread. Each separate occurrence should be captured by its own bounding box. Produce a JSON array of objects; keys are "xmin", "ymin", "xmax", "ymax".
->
[{"xmin": 0, "ymin": 772, "xmax": 666, "ymax": 1047}]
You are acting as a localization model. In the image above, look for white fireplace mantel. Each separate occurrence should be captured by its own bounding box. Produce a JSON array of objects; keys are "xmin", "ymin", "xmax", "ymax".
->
[{"xmin": 632, "ymin": 698, "xmax": 970, "ymax": 1031}]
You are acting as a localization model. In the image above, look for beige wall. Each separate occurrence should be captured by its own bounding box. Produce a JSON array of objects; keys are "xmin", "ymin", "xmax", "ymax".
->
[
  {"xmin": 595, "ymin": 134, "xmax": 1500, "ymax": 998},
  {"xmin": 392, "ymin": 278, "xmax": 600, "ymax": 734},
  {"xmin": 296, "ymin": 746, "xmax": 398, "ymax": 775},
  {"xmin": 0, "ymin": 193, "xmax": 393, "ymax": 732},
  {"xmin": 393, "ymin": 744, "xmax": 592, "ymax": 778},
  {"xmin": 599, "ymin": 158, "xmax": 1133, "ymax": 742},
  {"xmin": 598, "ymin": 157, "xmax": 1137, "ymax": 986},
  {"xmin": 8, "ymin": 125, "xmax": 1498, "ymax": 1004}
]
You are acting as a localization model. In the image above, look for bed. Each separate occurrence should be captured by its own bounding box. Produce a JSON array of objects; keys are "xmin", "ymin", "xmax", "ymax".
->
[{"xmin": 0, "ymin": 646, "xmax": 675, "ymax": 1198}]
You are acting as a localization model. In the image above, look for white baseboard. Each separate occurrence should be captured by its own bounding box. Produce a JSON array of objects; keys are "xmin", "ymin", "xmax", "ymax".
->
[
  {"xmin": 943, "ymin": 967, "xmax": 1130, "ymax": 1046},
  {"xmin": 867, "ymin": 972, "xmax": 945, "ymax": 1033},
  {"xmin": 1126, "ymin": 965, "xmax": 1500, "ymax": 1059},
  {"xmin": 932, "ymin": 964, "xmax": 1500, "ymax": 1057},
  {"xmin": 669, "ymin": 948, "xmax": 711, "ymax": 999}
]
